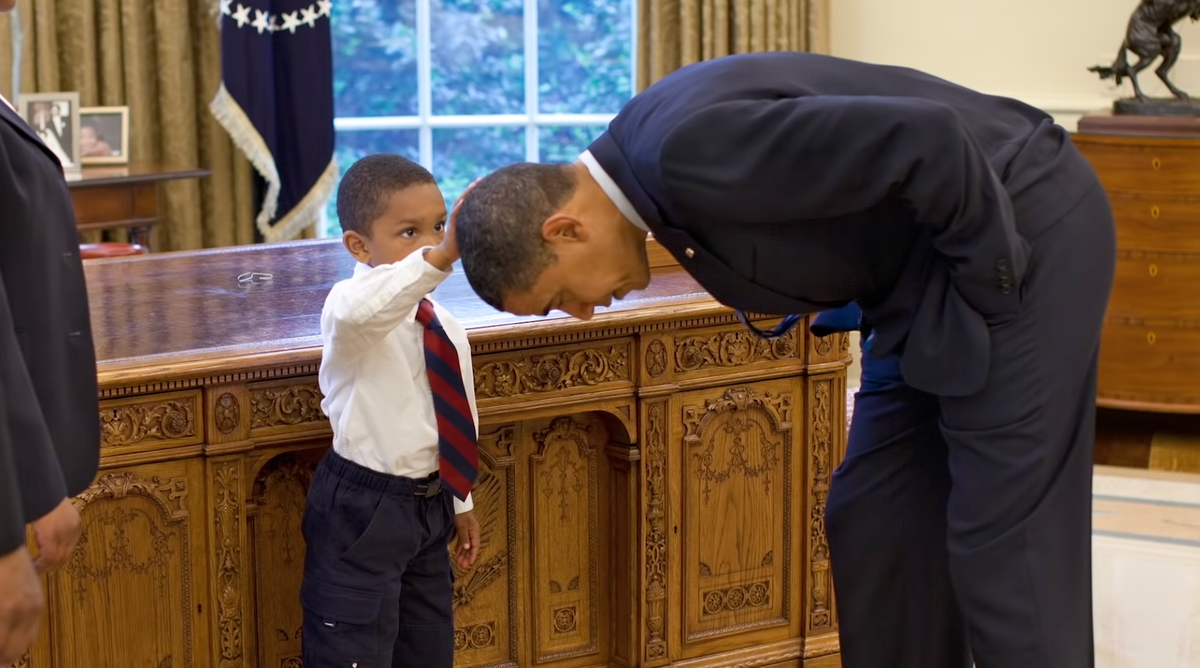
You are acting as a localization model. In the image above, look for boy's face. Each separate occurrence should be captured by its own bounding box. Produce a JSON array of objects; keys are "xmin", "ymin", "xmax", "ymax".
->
[{"xmin": 343, "ymin": 182, "xmax": 448, "ymax": 267}]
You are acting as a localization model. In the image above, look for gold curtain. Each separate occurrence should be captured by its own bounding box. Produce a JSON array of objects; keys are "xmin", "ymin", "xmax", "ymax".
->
[
  {"xmin": 0, "ymin": 0, "xmax": 255, "ymax": 251},
  {"xmin": 638, "ymin": 0, "xmax": 830, "ymax": 88}
]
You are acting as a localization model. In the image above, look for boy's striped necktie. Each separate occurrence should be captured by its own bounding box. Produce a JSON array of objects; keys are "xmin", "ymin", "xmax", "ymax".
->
[{"xmin": 416, "ymin": 299, "xmax": 478, "ymax": 500}]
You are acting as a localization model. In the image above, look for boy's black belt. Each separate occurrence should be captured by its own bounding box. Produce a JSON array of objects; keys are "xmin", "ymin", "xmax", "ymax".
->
[{"xmin": 414, "ymin": 474, "xmax": 442, "ymax": 497}]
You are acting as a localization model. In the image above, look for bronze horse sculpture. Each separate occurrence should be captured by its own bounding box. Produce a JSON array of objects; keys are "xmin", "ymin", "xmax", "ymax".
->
[{"xmin": 1090, "ymin": 0, "xmax": 1200, "ymax": 102}]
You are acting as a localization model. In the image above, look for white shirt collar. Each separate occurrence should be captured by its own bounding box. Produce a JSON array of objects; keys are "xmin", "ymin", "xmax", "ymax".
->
[
  {"xmin": 578, "ymin": 150, "xmax": 649, "ymax": 232},
  {"xmin": 0, "ymin": 93, "xmax": 14, "ymax": 112}
]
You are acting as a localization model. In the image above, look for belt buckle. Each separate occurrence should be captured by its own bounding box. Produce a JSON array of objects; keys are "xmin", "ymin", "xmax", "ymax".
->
[{"xmin": 424, "ymin": 478, "xmax": 442, "ymax": 497}]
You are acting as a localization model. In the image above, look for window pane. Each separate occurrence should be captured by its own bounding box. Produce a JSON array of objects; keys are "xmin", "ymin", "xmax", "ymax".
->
[
  {"xmin": 324, "ymin": 130, "xmax": 422, "ymax": 237},
  {"xmin": 432, "ymin": 0, "xmax": 525, "ymax": 115},
  {"xmin": 332, "ymin": 0, "xmax": 419, "ymax": 117},
  {"xmin": 433, "ymin": 127, "xmax": 525, "ymax": 204},
  {"xmin": 539, "ymin": 125, "xmax": 605, "ymax": 162},
  {"xmin": 538, "ymin": 0, "xmax": 633, "ymax": 114}
]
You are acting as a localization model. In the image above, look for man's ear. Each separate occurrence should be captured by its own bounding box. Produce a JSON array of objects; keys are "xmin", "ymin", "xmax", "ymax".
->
[
  {"xmin": 541, "ymin": 214, "xmax": 587, "ymax": 245},
  {"xmin": 343, "ymin": 230, "xmax": 372, "ymax": 264}
]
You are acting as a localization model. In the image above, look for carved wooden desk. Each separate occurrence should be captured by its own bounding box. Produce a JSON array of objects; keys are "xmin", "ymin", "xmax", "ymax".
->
[{"xmin": 20, "ymin": 239, "xmax": 849, "ymax": 668}]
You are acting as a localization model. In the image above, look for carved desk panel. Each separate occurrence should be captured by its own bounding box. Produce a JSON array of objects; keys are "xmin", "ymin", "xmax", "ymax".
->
[{"xmin": 18, "ymin": 239, "xmax": 849, "ymax": 668}]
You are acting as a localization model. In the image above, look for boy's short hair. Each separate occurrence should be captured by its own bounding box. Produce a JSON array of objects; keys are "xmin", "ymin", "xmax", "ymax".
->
[{"xmin": 336, "ymin": 154, "xmax": 437, "ymax": 236}]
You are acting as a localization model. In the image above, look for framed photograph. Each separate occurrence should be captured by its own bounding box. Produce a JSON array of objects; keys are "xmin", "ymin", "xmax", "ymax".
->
[
  {"xmin": 79, "ymin": 106, "xmax": 130, "ymax": 165},
  {"xmin": 16, "ymin": 92, "xmax": 82, "ymax": 171}
]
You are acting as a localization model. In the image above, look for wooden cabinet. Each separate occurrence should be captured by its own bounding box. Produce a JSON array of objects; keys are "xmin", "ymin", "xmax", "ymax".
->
[
  {"xmin": 1073, "ymin": 114, "xmax": 1200, "ymax": 413},
  {"xmin": 17, "ymin": 240, "xmax": 849, "ymax": 668},
  {"xmin": 65, "ymin": 164, "xmax": 209, "ymax": 248}
]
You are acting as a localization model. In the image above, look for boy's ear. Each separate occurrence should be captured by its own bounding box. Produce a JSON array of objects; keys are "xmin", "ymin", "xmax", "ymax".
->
[{"xmin": 343, "ymin": 230, "xmax": 371, "ymax": 264}]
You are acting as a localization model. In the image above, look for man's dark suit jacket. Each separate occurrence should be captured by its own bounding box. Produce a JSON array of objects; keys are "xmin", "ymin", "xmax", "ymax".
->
[
  {"xmin": 0, "ymin": 100, "xmax": 100, "ymax": 555},
  {"xmin": 588, "ymin": 52, "xmax": 1096, "ymax": 396}
]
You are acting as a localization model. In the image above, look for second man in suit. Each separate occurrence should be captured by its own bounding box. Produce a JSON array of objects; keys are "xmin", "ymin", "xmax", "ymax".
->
[{"xmin": 0, "ymin": 0, "xmax": 102, "ymax": 659}]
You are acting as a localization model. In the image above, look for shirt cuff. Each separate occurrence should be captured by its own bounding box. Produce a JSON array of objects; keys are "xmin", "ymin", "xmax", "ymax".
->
[{"xmin": 453, "ymin": 492, "xmax": 474, "ymax": 514}]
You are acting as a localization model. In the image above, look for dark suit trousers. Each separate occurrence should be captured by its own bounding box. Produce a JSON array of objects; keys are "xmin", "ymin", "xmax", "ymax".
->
[
  {"xmin": 826, "ymin": 180, "xmax": 1115, "ymax": 668},
  {"xmin": 300, "ymin": 451, "xmax": 456, "ymax": 668}
]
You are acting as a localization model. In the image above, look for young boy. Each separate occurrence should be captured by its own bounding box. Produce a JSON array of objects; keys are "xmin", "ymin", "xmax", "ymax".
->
[{"xmin": 301, "ymin": 154, "xmax": 481, "ymax": 668}]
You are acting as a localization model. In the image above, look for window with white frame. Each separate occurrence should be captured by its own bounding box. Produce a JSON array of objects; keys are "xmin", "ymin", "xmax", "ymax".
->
[{"xmin": 327, "ymin": 0, "xmax": 636, "ymax": 235}]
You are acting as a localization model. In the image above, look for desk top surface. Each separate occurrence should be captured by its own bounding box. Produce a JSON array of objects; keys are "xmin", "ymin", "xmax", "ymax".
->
[
  {"xmin": 65, "ymin": 163, "xmax": 211, "ymax": 187},
  {"xmin": 85, "ymin": 239, "xmax": 717, "ymax": 384}
]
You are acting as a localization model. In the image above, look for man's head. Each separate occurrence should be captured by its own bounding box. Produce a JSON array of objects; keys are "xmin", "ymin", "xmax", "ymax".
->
[
  {"xmin": 455, "ymin": 161, "xmax": 651, "ymax": 320},
  {"xmin": 0, "ymin": 1, "xmax": 13, "ymax": 13},
  {"xmin": 337, "ymin": 154, "xmax": 447, "ymax": 267}
]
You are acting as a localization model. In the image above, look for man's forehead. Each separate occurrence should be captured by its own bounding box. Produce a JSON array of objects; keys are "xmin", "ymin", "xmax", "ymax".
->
[{"xmin": 501, "ymin": 292, "xmax": 553, "ymax": 317}]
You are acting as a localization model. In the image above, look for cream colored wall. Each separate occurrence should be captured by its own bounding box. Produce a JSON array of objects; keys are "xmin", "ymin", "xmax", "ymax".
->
[
  {"xmin": 830, "ymin": 0, "xmax": 1200, "ymax": 131},
  {"xmin": 829, "ymin": 2, "xmax": 1200, "ymax": 390}
]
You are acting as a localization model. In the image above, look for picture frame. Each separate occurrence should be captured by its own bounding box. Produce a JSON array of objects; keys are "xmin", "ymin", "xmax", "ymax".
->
[
  {"xmin": 79, "ymin": 106, "xmax": 131, "ymax": 165},
  {"xmin": 16, "ymin": 91, "xmax": 82, "ymax": 171}
]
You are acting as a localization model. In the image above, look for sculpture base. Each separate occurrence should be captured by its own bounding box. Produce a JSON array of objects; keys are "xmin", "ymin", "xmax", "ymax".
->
[
  {"xmin": 1113, "ymin": 97, "xmax": 1200, "ymax": 117},
  {"xmin": 1079, "ymin": 109, "xmax": 1200, "ymax": 138}
]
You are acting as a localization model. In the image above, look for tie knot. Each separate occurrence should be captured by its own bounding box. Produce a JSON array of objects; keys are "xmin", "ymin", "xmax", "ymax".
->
[{"xmin": 416, "ymin": 299, "xmax": 438, "ymax": 327}]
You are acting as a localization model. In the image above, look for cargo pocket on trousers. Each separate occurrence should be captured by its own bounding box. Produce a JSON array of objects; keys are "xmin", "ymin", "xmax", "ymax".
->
[{"xmin": 301, "ymin": 579, "xmax": 383, "ymax": 667}]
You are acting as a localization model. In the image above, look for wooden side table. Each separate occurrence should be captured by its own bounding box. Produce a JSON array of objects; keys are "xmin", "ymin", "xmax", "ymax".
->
[{"xmin": 65, "ymin": 163, "xmax": 210, "ymax": 250}]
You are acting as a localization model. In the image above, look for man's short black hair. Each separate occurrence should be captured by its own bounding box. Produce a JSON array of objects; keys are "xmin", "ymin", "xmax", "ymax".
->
[
  {"xmin": 336, "ymin": 154, "xmax": 436, "ymax": 236},
  {"xmin": 455, "ymin": 162, "xmax": 577, "ymax": 311}
]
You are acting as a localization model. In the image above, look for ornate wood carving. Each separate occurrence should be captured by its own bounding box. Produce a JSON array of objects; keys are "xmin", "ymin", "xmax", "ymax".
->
[
  {"xmin": 63, "ymin": 469, "xmax": 194, "ymax": 668},
  {"xmin": 473, "ymin": 344, "xmax": 630, "ymax": 399},
  {"xmin": 452, "ymin": 424, "xmax": 520, "ymax": 667},
  {"xmin": 685, "ymin": 388, "xmax": 791, "ymax": 502},
  {"xmin": 249, "ymin": 382, "xmax": 325, "ymax": 431},
  {"xmin": 680, "ymin": 383, "xmax": 793, "ymax": 644},
  {"xmin": 531, "ymin": 417, "xmax": 601, "ymax": 662},
  {"xmin": 813, "ymin": 335, "xmax": 834, "ymax": 357},
  {"xmin": 100, "ymin": 394, "xmax": 198, "ymax": 449},
  {"xmin": 674, "ymin": 328, "xmax": 796, "ymax": 372},
  {"xmin": 646, "ymin": 339, "xmax": 668, "ymax": 379},
  {"xmin": 213, "ymin": 462, "xmax": 243, "ymax": 667},
  {"xmin": 215, "ymin": 393, "xmax": 240, "ymax": 435},
  {"xmin": 644, "ymin": 401, "xmax": 669, "ymax": 663},
  {"xmin": 552, "ymin": 606, "xmax": 579, "ymax": 633},
  {"xmin": 250, "ymin": 454, "xmax": 317, "ymax": 668},
  {"xmin": 452, "ymin": 469, "xmax": 506, "ymax": 607},
  {"xmin": 808, "ymin": 380, "xmax": 835, "ymax": 632},
  {"xmin": 454, "ymin": 622, "xmax": 499, "ymax": 651},
  {"xmin": 702, "ymin": 581, "xmax": 771, "ymax": 615},
  {"xmin": 478, "ymin": 424, "xmax": 517, "ymax": 462}
]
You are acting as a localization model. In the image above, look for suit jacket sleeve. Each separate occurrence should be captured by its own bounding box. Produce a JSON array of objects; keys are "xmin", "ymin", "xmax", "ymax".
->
[
  {"xmin": 0, "ymin": 366, "xmax": 25, "ymax": 555},
  {"xmin": 0, "ymin": 187, "xmax": 70, "ymax": 556},
  {"xmin": 0, "ymin": 284, "xmax": 68, "ymax": 555},
  {"xmin": 659, "ymin": 95, "xmax": 1029, "ymax": 320}
]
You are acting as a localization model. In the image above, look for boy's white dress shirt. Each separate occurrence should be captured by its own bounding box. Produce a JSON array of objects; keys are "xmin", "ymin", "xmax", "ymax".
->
[{"xmin": 319, "ymin": 249, "xmax": 476, "ymax": 513}]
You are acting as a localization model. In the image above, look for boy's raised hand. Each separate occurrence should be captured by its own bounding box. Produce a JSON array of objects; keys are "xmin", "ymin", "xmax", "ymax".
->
[{"xmin": 425, "ymin": 178, "xmax": 480, "ymax": 271}]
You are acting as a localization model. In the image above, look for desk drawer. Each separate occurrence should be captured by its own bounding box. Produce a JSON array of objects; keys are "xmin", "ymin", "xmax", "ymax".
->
[
  {"xmin": 1109, "ymin": 195, "xmax": 1200, "ymax": 251},
  {"xmin": 1099, "ymin": 320, "xmax": 1200, "ymax": 411},
  {"xmin": 71, "ymin": 182, "xmax": 157, "ymax": 227},
  {"xmin": 1076, "ymin": 143, "xmax": 1200, "ymax": 194},
  {"xmin": 1109, "ymin": 250, "xmax": 1200, "ymax": 320}
]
